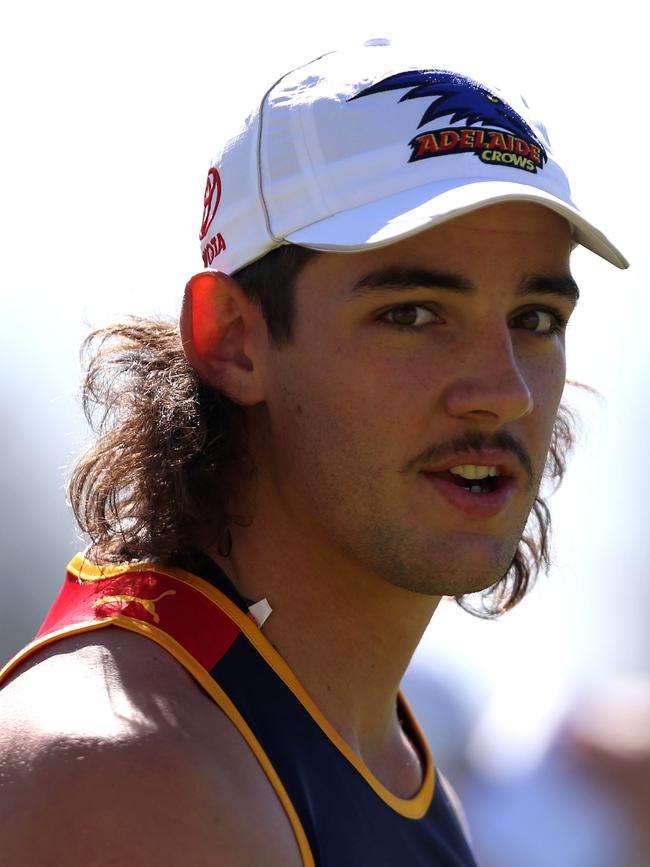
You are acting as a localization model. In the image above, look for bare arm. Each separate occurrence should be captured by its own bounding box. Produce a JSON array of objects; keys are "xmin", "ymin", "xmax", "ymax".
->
[{"xmin": 0, "ymin": 630, "xmax": 304, "ymax": 867}]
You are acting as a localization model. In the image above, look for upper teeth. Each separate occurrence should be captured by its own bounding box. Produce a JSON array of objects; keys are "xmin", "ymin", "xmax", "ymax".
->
[{"xmin": 449, "ymin": 465, "xmax": 500, "ymax": 480}]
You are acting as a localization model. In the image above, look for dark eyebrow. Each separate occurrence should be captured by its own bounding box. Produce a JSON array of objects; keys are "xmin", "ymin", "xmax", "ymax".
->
[
  {"xmin": 519, "ymin": 274, "xmax": 580, "ymax": 304},
  {"xmin": 349, "ymin": 267, "xmax": 474, "ymax": 297},
  {"xmin": 349, "ymin": 266, "xmax": 580, "ymax": 305}
]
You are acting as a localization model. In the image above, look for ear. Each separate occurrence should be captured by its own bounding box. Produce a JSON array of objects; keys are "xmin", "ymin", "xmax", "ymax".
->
[{"xmin": 180, "ymin": 271, "xmax": 266, "ymax": 406}]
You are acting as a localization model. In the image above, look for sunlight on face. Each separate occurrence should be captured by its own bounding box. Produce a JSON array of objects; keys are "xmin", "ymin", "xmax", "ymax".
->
[{"xmin": 252, "ymin": 203, "xmax": 573, "ymax": 596}]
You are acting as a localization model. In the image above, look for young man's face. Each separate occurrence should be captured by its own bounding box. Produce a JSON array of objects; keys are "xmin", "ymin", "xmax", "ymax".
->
[{"xmin": 253, "ymin": 202, "xmax": 575, "ymax": 597}]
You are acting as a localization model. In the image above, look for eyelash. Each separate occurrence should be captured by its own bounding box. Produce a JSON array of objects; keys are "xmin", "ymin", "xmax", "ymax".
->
[{"xmin": 377, "ymin": 304, "xmax": 569, "ymax": 336}]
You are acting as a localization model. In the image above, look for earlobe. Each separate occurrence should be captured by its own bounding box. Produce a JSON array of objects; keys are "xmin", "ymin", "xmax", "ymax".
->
[{"xmin": 180, "ymin": 271, "xmax": 264, "ymax": 405}]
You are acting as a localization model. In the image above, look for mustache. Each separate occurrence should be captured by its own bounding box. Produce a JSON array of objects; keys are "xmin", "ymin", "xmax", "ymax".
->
[{"xmin": 402, "ymin": 429, "xmax": 535, "ymax": 488}]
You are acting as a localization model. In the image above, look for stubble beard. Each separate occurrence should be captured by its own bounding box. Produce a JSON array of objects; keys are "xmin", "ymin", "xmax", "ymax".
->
[
  {"xmin": 264, "ymin": 375, "xmax": 546, "ymax": 600},
  {"xmin": 311, "ymin": 456, "xmax": 544, "ymax": 600}
]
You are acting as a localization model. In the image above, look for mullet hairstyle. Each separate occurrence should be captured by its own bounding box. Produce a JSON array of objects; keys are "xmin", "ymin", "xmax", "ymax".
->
[{"xmin": 69, "ymin": 244, "xmax": 577, "ymax": 618}]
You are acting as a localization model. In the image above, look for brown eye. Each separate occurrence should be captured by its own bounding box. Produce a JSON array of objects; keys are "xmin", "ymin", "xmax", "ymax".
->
[
  {"xmin": 383, "ymin": 305, "xmax": 437, "ymax": 329},
  {"xmin": 391, "ymin": 305, "xmax": 419, "ymax": 326},
  {"xmin": 517, "ymin": 310, "xmax": 556, "ymax": 333}
]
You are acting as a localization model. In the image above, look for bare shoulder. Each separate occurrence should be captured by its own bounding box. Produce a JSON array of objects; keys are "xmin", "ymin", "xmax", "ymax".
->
[{"xmin": 0, "ymin": 628, "xmax": 304, "ymax": 867}]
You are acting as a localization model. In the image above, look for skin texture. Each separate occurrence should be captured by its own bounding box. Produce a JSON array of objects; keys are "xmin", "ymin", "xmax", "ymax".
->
[
  {"xmin": 183, "ymin": 201, "xmax": 575, "ymax": 795},
  {"xmin": 245, "ymin": 207, "xmax": 571, "ymax": 597},
  {"xmin": 0, "ymin": 629, "xmax": 305, "ymax": 867},
  {"xmin": 0, "ymin": 202, "xmax": 575, "ymax": 866}
]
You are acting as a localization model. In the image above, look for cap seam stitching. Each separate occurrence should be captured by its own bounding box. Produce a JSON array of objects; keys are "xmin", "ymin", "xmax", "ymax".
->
[{"xmin": 255, "ymin": 51, "xmax": 337, "ymax": 244}]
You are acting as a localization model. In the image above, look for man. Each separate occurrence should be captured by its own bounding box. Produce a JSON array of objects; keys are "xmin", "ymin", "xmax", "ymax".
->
[{"xmin": 0, "ymin": 39, "xmax": 627, "ymax": 866}]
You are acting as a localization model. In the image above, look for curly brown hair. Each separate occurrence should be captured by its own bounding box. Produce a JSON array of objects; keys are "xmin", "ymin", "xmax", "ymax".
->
[{"xmin": 69, "ymin": 244, "xmax": 577, "ymax": 618}]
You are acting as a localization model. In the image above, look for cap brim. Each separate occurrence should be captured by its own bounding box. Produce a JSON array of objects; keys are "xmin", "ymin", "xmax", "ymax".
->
[{"xmin": 286, "ymin": 179, "xmax": 629, "ymax": 269}]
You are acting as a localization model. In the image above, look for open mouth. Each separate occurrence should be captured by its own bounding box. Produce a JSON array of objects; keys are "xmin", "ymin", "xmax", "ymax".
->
[
  {"xmin": 421, "ymin": 462, "xmax": 516, "ymax": 517},
  {"xmin": 435, "ymin": 470, "xmax": 502, "ymax": 494}
]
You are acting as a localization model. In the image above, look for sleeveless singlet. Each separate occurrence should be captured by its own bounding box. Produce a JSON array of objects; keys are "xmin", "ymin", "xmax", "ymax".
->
[{"xmin": 0, "ymin": 554, "xmax": 479, "ymax": 867}]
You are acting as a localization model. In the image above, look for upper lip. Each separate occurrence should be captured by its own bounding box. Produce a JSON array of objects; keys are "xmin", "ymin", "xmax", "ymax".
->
[{"xmin": 420, "ymin": 450, "xmax": 522, "ymax": 480}]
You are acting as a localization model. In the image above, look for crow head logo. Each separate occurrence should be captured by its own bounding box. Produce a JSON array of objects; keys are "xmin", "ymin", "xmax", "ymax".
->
[{"xmin": 350, "ymin": 69, "xmax": 547, "ymax": 163}]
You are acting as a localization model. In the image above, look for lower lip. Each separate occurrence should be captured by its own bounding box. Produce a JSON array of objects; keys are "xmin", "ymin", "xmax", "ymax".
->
[{"xmin": 420, "ymin": 473, "xmax": 516, "ymax": 518}]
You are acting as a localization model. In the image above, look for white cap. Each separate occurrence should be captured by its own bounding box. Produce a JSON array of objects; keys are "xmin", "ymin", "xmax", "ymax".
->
[{"xmin": 199, "ymin": 40, "xmax": 628, "ymax": 273}]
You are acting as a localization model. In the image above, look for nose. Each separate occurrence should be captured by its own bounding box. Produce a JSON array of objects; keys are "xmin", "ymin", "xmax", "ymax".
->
[{"xmin": 443, "ymin": 324, "xmax": 534, "ymax": 426}]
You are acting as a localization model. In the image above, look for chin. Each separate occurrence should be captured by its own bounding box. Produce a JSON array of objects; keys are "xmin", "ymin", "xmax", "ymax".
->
[{"xmin": 384, "ymin": 531, "xmax": 519, "ymax": 598}]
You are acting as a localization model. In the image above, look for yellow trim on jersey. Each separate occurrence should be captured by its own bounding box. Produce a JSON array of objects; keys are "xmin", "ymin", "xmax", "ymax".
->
[
  {"xmin": 0, "ymin": 618, "xmax": 116, "ymax": 685},
  {"xmin": 68, "ymin": 553, "xmax": 435, "ymax": 819},
  {"xmin": 0, "ymin": 616, "xmax": 314, "ymax": 867},
  {"xmin": 69, "ymin": 554, "xmax": 207, "ymax": 582}
]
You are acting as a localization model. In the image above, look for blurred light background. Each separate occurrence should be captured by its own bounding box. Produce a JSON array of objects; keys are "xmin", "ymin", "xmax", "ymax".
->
[{"xmin": 1, "ymin": 2, "xmax": 647, "ymax": 863}]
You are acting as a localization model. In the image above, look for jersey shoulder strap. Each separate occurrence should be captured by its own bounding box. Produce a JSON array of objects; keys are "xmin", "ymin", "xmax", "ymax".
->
[
  {"xmin": 0, "ymin": 553, "xmax": 252, "ymax": 687},
  {"xmin": 0, "ymin": 554, "xmax": 317, "ymax": 867}
]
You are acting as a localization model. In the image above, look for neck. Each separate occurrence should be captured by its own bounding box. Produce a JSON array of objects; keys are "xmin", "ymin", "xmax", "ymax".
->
[{"xmin": 207, "ymin": 512, "xmax": 440, "ymax": 796}]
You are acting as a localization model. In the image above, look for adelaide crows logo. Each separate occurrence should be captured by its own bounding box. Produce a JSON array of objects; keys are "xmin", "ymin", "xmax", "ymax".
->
[{"xmin": 350, "ymin": 70, "xmax": 548, "ymax": 173}]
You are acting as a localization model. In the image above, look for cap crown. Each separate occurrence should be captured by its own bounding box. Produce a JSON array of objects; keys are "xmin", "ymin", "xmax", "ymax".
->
[{"xmin": 199, "ymin": 42, "xmax": 627, "ymax": 273}]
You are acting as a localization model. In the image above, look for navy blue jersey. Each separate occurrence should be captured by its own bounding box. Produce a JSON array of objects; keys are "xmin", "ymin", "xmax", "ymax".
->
[{"xmin": 0, "ymin": 553, "xmax": 479, "ymax": 867}]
